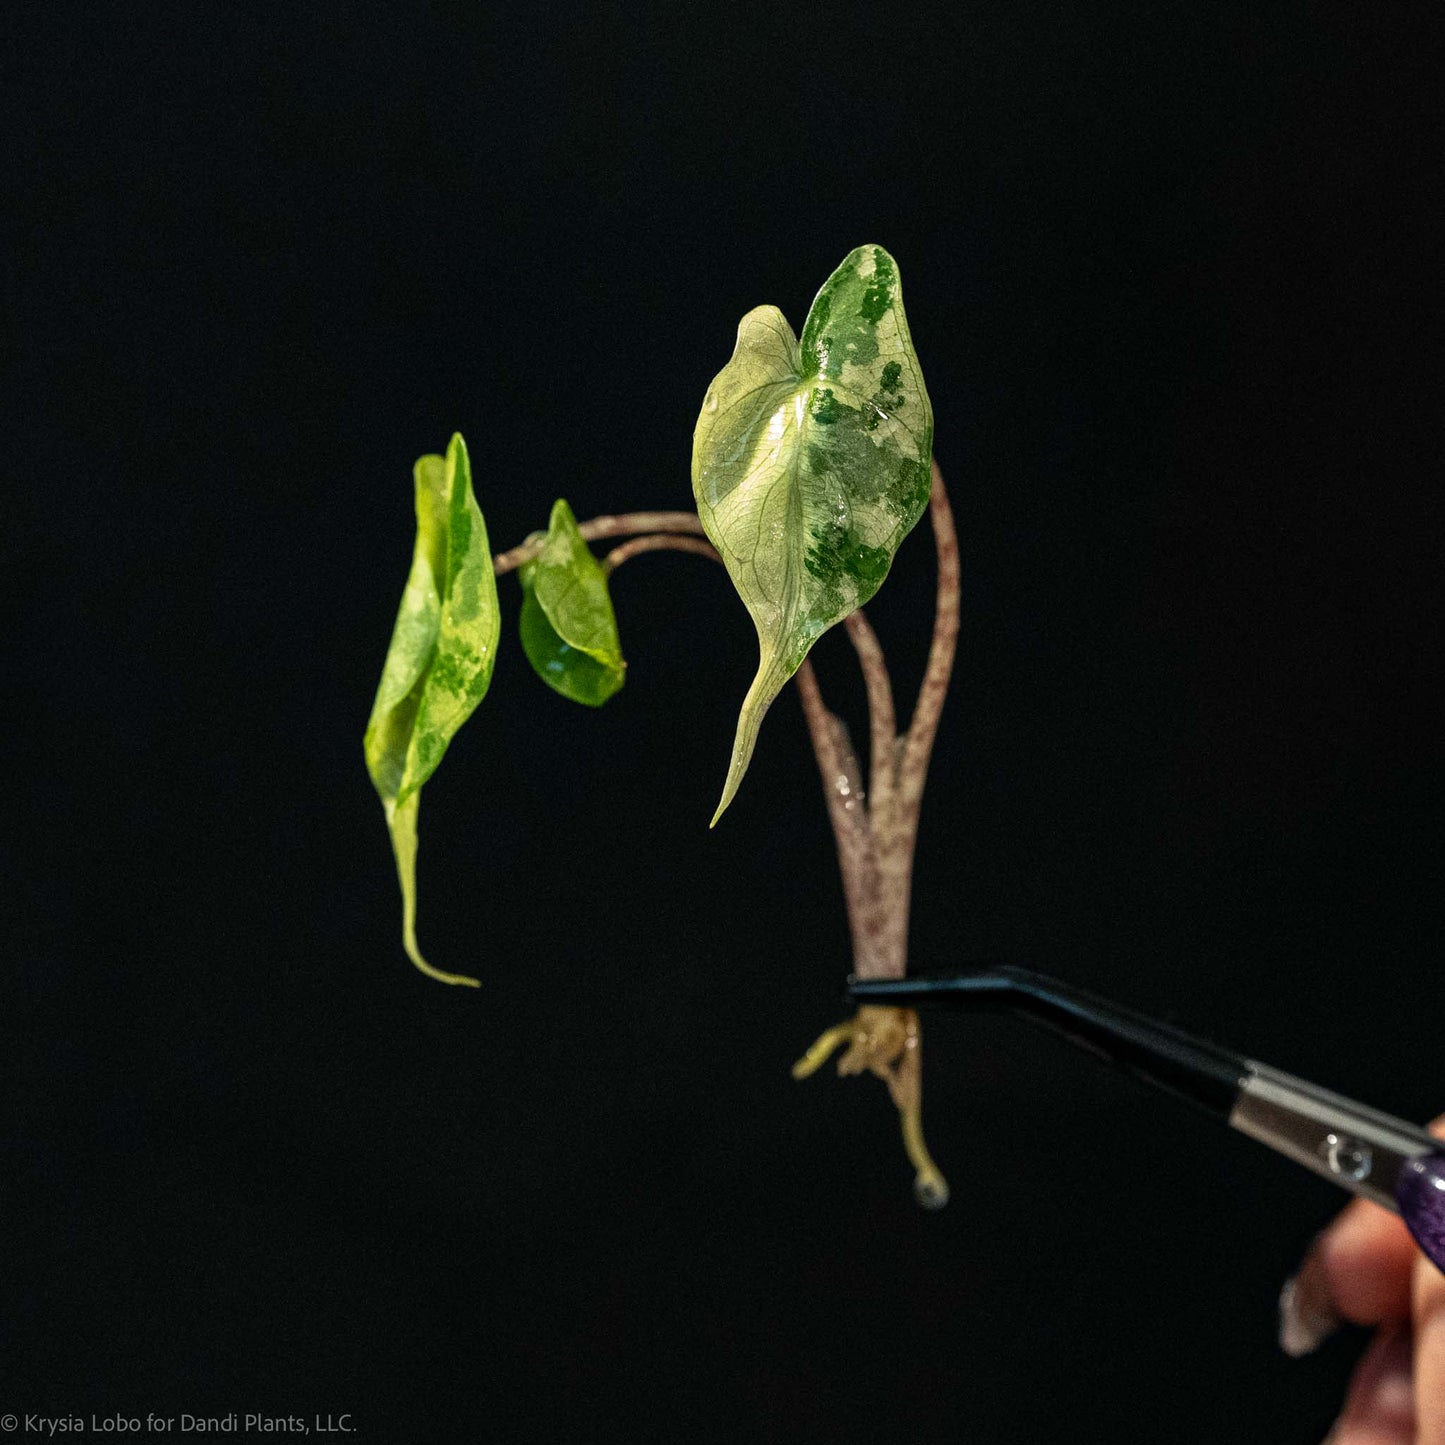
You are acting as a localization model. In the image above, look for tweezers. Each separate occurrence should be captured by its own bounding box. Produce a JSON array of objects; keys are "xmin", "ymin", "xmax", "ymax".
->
[{"xmin": 850, "ymin": 966, "xmax": 1445, "ymax": 1271}]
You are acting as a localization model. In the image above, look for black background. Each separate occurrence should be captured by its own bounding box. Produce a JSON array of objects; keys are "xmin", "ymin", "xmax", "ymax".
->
[{"xmin": 7, "ymin": 3, "xmax": 1442, "ymax": 1440}]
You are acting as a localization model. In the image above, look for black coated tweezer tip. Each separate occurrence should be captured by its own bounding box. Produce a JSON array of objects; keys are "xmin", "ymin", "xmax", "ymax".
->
[
  {"xmin": 845, "ymin": 967, "xmax": 1245, "ymax": 1117},
  {"xmin": 847, "ymin": 970, "xmax": 1018, "ymax": 1006}
]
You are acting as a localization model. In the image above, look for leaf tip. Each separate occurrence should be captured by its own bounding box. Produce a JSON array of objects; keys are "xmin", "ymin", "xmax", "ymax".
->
[{"xmin": 708, "ymin": 741, "xmax": 753, "ymax": 827}]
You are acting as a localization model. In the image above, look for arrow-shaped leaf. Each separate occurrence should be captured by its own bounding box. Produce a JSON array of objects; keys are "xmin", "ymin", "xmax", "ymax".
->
[
  {"xmin": 363, "ymin": 433, "xmax": 500, "ymax": 986},
  {"xmin": 518, "ymin": 499, "xmax": 626, "ymax": 707},
  {"xmin": 692, "ymin": 244, "xmax": 934, "ymax": 823}
]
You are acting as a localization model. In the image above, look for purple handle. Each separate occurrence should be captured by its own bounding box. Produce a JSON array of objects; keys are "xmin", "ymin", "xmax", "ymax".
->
[{"xmin": 1396, "ymin": 1149, "xmax": 1445, "ymax": 1274}]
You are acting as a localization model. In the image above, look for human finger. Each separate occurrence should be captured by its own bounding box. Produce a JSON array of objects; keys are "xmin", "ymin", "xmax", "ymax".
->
[
  {"xmin": 1325, "ymin": 1322, "xmax": 1414, "ymax": 1445},
  {"xmin": 1282, "ymin": 1201, "xmax": 1417, "ymax": 1355},
  {"xmin": 1409, "ymin": 1251, "xmax": 1445, "ymax": 1445}
]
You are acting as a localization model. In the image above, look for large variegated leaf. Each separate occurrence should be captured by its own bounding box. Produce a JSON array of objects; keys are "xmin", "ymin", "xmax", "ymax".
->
[
  {"xmin": 692, "ymin": 245, "xmax": 934, "ymax": 823},
  {"xmin": 518, "ymin": 498, "xmax": 626, "ymax": 706},
  {"xmin": 363, "ymin": 433, "xmax": 500, "ymax": 986}
]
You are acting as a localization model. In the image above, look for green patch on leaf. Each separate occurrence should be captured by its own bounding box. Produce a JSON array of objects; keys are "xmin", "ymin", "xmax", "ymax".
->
[
  {"xmin": 518, "ymin": 499, "xmax": 626, "ymax": 707},
  {"xmin": 363, "ymin": 433, "xmax": 500, "ymax": 987},
  {"xmin": 691, "ymin": 244, "xmax": 934, "ymax": 823}
]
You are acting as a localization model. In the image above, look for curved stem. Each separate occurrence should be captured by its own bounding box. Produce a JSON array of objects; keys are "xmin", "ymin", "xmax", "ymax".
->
[
  {"xmin": 795, "ymin": 660, "xmax": 877, "ymax": 941},
  {"xmin": 843, "ymin": 609, "xmax": 898, "ymax": 806},
  {"xmin": 794, "ymin": 662, "xmax": 860, "ymax": 815},
  {"xmin": 603, "ymin": 533, "xmax": 719, "ymax": 572},
  {"xmin": 900, "ymin": 458, "xmax": 959, "ymax": 799},
  {"xmin": 493, "ymin": 510, "xmax": 705, "ymax": 576}
]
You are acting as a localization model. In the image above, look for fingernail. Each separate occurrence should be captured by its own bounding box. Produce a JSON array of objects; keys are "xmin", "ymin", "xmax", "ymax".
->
[{"xmin": 1279, "ymin": 1269, "xmax": 1339, "ymax": 1357}]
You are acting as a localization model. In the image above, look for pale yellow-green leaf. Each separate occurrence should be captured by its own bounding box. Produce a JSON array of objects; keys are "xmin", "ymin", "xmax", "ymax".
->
[
  {"xmin": 363, "ymin": 433, "xmax": 499, "ymax": 986},
  {"xmin": 692, "ymin": 245, "xmax": 933, "ymax": 823}
]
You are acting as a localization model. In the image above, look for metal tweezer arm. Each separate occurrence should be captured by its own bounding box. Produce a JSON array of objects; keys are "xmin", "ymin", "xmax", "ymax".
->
[{"xmin": 849, "ymin": 967, "xmax": 1445, "ymax": 1268}]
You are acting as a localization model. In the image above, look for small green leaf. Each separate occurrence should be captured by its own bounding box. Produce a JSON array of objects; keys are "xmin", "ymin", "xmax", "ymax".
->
[
  {"xmin": 518, "ymin": 498, "xmax": 626, "ymax": 707},
  {"xmin": 363, "ymin": 433, "xmax": 500, "ymax": 987},
  {"xmin": 692, "ymin": 244, "xmax": 934, "ymax": 823}
]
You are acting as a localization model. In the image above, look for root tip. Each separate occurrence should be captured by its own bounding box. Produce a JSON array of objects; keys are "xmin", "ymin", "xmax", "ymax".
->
[{"xmin": 913, "ymin": 1170, "xmax": 950, "ymax": 1210}]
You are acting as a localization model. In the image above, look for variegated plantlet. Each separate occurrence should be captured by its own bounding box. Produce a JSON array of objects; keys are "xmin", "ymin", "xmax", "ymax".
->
[{"xmin": 362, "ymin": 247, "xmax": 955, "ymax": 1212}]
